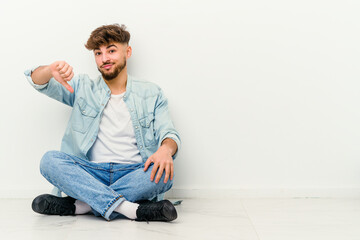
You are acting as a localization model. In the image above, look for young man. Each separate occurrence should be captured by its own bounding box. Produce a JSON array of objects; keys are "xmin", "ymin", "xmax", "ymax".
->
[{"xmin": 24, "ymin": 24, "xmax": 181, "ymax": 222}]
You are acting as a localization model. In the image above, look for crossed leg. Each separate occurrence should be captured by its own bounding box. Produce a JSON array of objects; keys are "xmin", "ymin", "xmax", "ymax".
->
[{"xmin": 39, "ymin": 150, "xmax": 173, "ymax": 220}]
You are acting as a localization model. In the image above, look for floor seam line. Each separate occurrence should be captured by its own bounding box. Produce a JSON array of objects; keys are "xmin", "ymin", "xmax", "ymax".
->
[{"xmin": 240, "ymin": 199, "xmax": 262, "ymax": 240}]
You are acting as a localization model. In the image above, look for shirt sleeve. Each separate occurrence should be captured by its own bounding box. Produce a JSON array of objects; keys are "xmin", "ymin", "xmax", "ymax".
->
[
  {"xmin": 153, "ymin": 89, "xmax": 181, "ymax": 159},
  {"xmin": 24, "ymin": 66, "xmax": 79, "ymax": 107},
  {"xmin": 24, "ymin": 66, "xmax": 49, "ymax": 90}
]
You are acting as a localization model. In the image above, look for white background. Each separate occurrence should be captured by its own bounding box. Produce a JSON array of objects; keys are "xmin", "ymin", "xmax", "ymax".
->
[{"xmin": 1, "ymin": 0, "xmax": 360, "ymax": 198}]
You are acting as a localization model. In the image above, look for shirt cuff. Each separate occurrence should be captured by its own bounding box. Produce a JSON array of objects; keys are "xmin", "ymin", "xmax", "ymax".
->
[
  {"xmin": 24, "ymin": 66, "xmax": 49, "ymax": 90},
  {"xmin": 161, "ymin": 134, "xmax": 181, "ymax": 159}
]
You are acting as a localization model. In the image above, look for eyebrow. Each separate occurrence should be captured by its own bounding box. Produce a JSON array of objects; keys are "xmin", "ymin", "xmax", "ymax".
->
[
  {"xmin": 94, "ymin": 44, "xmax": 118, "ymax": 51},
  {"xmin": 107, "ymin": 44, "xmax": 117, "ymax": 49}
]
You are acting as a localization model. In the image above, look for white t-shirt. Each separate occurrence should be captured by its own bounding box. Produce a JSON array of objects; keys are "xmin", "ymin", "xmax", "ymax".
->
[{"xmin": 88, "ymin": 92, "xmax": 143, "ymax": 164}]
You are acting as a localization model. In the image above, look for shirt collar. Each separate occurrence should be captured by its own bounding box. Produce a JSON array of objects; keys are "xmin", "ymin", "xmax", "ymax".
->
[{"xmin": 100, "ymin": 74, "xmax": 132, "ymax": 96}]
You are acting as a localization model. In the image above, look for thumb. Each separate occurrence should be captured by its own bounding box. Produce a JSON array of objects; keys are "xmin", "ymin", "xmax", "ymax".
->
[{"xmin": 59, "ymin": 80, "xmax": 74, "ymax": 93}]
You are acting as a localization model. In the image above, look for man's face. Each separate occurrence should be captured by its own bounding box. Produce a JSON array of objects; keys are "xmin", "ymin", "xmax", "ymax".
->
[{"xmin": 94, "ymin": 42, "xmax": 131, "ymax": 81}]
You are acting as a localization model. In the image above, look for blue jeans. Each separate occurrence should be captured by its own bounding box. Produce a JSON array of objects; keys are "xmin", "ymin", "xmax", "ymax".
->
[{"xmin": 39, "ymin": 150, "xmax": 173, "ymax": 220}]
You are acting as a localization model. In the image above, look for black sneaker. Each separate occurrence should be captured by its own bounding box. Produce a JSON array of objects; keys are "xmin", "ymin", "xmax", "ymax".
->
[
  {"xmin": 136, "ymin": 200, "xmax": 177, "ymax": 222},
  {"xmin": 32, "ymin": 194, "xmax": 76, "ymax": 216},
  {"xmin": 135, "ymin": 199, "xmax": 154, "ymax": 204}
]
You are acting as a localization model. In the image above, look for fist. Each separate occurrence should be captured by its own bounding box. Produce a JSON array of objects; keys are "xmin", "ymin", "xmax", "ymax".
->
[{"xmin": 50, "ymin": 61, "xmax": 74, "ymax": 93}]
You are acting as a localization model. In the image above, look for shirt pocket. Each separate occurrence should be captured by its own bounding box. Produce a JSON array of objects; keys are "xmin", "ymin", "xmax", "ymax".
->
[
  {"xmin": 139, "ymin": 114, "xmax": 156, "ymax": 147},
  {"xmin": 72, "ymin": 97, "xmax": 99, "ymax": 133}
]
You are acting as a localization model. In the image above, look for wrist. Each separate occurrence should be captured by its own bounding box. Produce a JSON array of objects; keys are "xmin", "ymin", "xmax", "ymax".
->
[
  {"xmin": 45, "ymin": 65, "xmax": 53, "ymax": 78},
  {"xmin": 160, "ymin": 138, "xmax": 177, "ymax": 156},
  {"xmin": 158, "ymin": 144, "xmax": 171, "ymax": 155}
]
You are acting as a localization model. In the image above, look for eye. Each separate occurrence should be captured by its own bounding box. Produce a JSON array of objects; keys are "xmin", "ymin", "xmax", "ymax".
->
[
  {"xmin": 95, "ymin": 52, "xmax": 101, "ymax": 56},
  {"xmin": 109, "ymin": 49, "xmax": 116, "ymax": 53}
]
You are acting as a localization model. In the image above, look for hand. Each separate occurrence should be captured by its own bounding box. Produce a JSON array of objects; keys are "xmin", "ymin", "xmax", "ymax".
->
[
  {"xmin": 49, "ymin": 61, "xmax": 74, "ymax": 93},
  {"xmin": 144, "ymin": 146, "xmax": 174, "ymax": 184}
]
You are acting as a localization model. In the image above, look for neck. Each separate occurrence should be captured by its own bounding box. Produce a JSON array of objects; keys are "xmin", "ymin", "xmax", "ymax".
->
[{"xmin": 104, "ymin": 67, "xmax": 128, "ymax": 95}]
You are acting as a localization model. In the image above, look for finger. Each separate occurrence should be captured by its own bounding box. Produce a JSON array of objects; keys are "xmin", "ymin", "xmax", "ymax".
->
[
  {"xmin": 63, "ymin": 71, "xmax": 74, "ymax": 82},
  {"xmin": 59, "ymin": 63, "xmax": 69, "ymax": 74},
  {"xmin": 57, "ymin": 62, "xmax": 65, "ymax": 71},
  {"xmin": 155, "ymin": 165, "xmax": 165, "ymax": 184},
  {"xmin": 144, "ymin": 158, "xmax": 152, "ymax": 172},
  {"xmin": 150, "ymin": 163, "xmax": 159, "ymax": 181},
  {"xmin": 61, "ymin": 66, "xmax": 73, "ymax": 79},
  {"xmin": 170, "ymin": 164, "xmax": 174, "ymax": 180},
  {"xmin": 164, "ymin": 165, "xmax": 170, "ymax": 183}
]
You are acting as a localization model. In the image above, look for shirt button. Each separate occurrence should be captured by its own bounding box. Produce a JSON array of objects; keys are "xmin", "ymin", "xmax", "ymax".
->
[
  {"xmin": 82, "ymin": 111, "xmax": 86, "ymax": 114},
  {"xmin": 140, "ymin": 146, "xmax": 143, "ymax": 149},
  {"xmin": 135, "ymin": 126, "xmax": 138, "ymax": 129}
]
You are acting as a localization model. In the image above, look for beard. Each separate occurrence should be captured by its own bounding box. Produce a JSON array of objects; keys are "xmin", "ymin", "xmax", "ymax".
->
[{"xmin": 98, "ymin": 57, "xmax": 127, "ymax": 81}]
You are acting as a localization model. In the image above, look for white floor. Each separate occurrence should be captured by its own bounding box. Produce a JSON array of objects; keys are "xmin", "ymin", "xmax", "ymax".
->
[{"xmin": 1, "ymin": 198, "xmax": 360, "ymax": 240}]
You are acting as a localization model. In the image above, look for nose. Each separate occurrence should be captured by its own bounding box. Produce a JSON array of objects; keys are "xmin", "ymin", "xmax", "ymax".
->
[{"xmin": 101, "ymin": 52, "xmax": 110, "ymax": 63}]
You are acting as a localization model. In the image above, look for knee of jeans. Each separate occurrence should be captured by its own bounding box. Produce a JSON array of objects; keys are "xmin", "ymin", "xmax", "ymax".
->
[
  {"xmin": 162, "ymin": 179, "xmax": 173, "ymax": 192},
  {"xmin": 40, "ymin": 151, "xmax": 60, "ymax": 176},
  {"xmin": 126, "ymin": 179, "xmax": 174, "ymax": 202}
]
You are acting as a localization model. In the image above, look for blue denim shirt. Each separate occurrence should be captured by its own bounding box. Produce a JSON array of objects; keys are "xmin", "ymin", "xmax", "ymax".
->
[{"xmin": 24, "ymin": 67, "xmax": 181, "ymax": 163}]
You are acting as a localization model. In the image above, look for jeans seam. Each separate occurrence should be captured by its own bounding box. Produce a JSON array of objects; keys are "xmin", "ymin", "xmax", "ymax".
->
[
  {"xmin": 60, "ymin": 152, "xmax": 107, "ymax": 171},
  {"xmin": 112, "ymin": 166, "xmax": 142, "ymax": 171},
  {"xmin": 103, "ymin": 195, "xmax": 123, "ymax": 219},
  {"xmin": 112, "ymin": 163, "xmax": 144, "ymax": 171},
  {"xmin": 109, "ymin": 172, "xmax": 112, "ymax": 186},
  {"xmin": 75, "ymin": 161, "xmax": 109, "ymax": 171}
]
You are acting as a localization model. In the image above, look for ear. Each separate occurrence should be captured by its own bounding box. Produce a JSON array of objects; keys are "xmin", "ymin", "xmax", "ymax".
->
[{"xmin": 126, "ymin": 45, "xmax": 132, "ymax": 59}]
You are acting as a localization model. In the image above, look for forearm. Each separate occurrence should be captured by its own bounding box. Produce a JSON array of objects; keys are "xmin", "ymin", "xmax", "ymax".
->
[
  {"xmin": 31, "ymin": 65, "xmax": 52, "ymax": 85},
  {"xmin": 160, "ymin": 138, "xmax": 178, "ymax": 157}
]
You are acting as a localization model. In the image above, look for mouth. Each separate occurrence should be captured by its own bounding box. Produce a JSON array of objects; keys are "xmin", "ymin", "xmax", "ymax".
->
[{"xmin": 102, "ymin": 64, "xmax": 113, "ymax": 70}]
